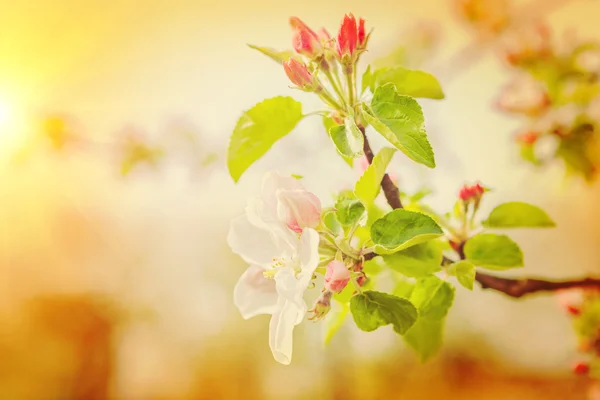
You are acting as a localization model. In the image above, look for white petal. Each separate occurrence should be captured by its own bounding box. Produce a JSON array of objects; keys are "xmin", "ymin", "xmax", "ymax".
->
[
  {"xmin": 233, "ymin": 266, "xmax": 280, "ymax": 319},
  {"xmin": 298, "ymin": 228, "xmax": 320, "ymax": 277},
  {"xmin": 274, "ymin": 268, "xmax": 309, "ymax": 318},
  {"xmin": 268, "ymin": 300, "xmax": 303, "ymax": 365},
  {"xmin": 227, "ymin": 215, "xmax": 282, "ymax": 268},
  {"xmin": 261, "ymin": 171, "xmax": 304, "ymax": 209}
]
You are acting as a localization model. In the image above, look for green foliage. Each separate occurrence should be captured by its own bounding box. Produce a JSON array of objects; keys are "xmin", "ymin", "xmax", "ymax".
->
[
  {"xmin": 350, "ymin": 290, "xmax": 418, "ymax": 334},
  {"xmin": 228, "ymin": 97, "xmax": 304, "ymax": 182},
  {"xmin": 464, "ymin": 233, "xmax": 524, "ymax": 270},
  {"xmin": 335, "ymin": 196, "xmax": 366, "ymax": 227},
  {"xmin": 363, "ymin": 66, "xmax": 445, "ymax": 99},
  {"xmin": 381, "ymin": 241, "xmax": 443, "ymax": 278},
  {"xmin": 403, "ymin": 276, "xmax": 455, "ymax": 361},
  {"xmin": 323, "ymin": 116, "xmax": 353, "ymax": 167},
  {"xmin": 362, "ymin": 84, "xmax": 435, "ymax": 168},
  {"xmin": 482, "ymin": 201, "xmax": 555, "ymax": 228},
  {"xmin": 370, "ymin": 209, "xmax": 443, "ymax": 254},
  {"xmin": 247, "ymin": 44, "xmax": 295, "ymax": 64},
  {"xmin": 354, "ymin": 147, "xmax": 396, "ymax": 207},
  {"xmin": 448, "ymin": 260, "xmax": 476, "ymax": 290},
  {"xmin": 328, "ymin": 118, "xmax": 364, "ymax": 159}
]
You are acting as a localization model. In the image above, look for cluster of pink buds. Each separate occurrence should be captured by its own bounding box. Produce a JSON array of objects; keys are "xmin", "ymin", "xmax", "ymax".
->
[
  {"xmin": 324, "ymin": 260, "xmax": 351, "ymax": 293},
  {"xmin": 278, "ymin": 14, "xmax": 369, "ymax": 112}
]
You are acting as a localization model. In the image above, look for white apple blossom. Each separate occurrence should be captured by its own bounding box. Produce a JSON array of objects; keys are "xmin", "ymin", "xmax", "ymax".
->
[{"xmin": 228, "ymin": 171, "xmax": 321, "ymax": 365}]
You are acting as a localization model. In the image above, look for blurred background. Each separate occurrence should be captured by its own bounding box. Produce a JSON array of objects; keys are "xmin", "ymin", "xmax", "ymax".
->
[{"xmin": 2, "ymin": 0, "xmax": 600, "ymax": 398}]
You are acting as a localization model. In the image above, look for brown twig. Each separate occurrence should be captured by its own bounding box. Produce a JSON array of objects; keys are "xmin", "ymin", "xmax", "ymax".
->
[
  {"xmin": 360, "ymin": 130, "xmax": 600, "ymax": 298},
  {"xmin": 360, "ymin": 127, "xmax": 402, "ymax": 209}
]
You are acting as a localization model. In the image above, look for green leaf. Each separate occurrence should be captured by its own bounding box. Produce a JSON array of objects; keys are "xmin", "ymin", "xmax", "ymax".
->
[
  {"xmin": 362, "ymin": 65, "xmax": 375, "ymax": 94},
  {"xmin": 228, "ymin": 97, "xmax": 304, "ymax": 182},
  {"xmin": 365, "ymin": 66, "xmax": 445, "ymax": 99},
  {"xmin": 448, "ymin": 260, "xmax": 476, "ymax": 290},
  {"xmin": 403, "ymin": 276, "xmax": 454, "ymax": 361},
  {"xmin": 403, "ymin": 318, "xmax": 443, "ymax": 361},
  {"xmin": 381, "ymin": 241, "xmax": 443, "ymax": 278},
  {"xmin": 354, "ymin": 147, "xmax": 396, "ymax": 207},
  {"xmin": 324, "ymin": 116, "xmax": 353, "ymax": 167},
  {"xmin": 350, "ymin": 290, "xmax": 418, "ymax": 334},
  {"xmin": 464, "ymin": 233, "xmax": 524, "ymax": 270},
  {"xmin": 324, "ymin": 304, "xmax": 349, "ymax": 345},
  {"xmin": 393, "ymin": 279, "xmax": 416, "ymax": 299},
  {"xmin": 328, "ymin": 117, "xmax": 364, "ymax": 159},
  {"xmin": 410, "ymin": 276, "xmax": 455, "ymax": 320},
  {"xmin": 362, "ymin": 84, "xmax": 435, "ymax": 168},
  {"xmin": 247, "ymin": 44, "xmax": 295, "ymax": 64},
  {"xmin": 335, "ymin": 197, "xmax": 366, "ymax": 226},
  {"xmin": 482, "ymin": 201, "xmax": 556, "ymax": 229},
  {"xmin": 370, "ymin": 209, "xmax": 443, "ymax": 254},
  {"xmin": 322, "ymin": 209, "xmax": 342, "ymax": 235}
]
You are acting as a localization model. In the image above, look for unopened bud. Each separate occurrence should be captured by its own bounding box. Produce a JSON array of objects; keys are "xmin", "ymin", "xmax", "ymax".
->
[
  {"xmin": 567, "ymin": 305, "xmax": 581, "ymax": 316},
  {"xmin": 573, "ymin": 362, "xmax": 590, "ymax": 376},
  {"xmin": 308, "ymin": 290, "xmax": 333, "ymax": 321},
  {"xmin": 516, "ymin": 131, "xmax": 540, "ymax": 145},
  {"xmin": 325, "ymin": 260, "xmax": 351, "ymax": 293},
  {"xmin": 290, "ymin": 17, "xmax": 323, "ymax": 59},
  {"xmin": 283, "ymin": 59, "xmax": 314, "ymax": 90}
]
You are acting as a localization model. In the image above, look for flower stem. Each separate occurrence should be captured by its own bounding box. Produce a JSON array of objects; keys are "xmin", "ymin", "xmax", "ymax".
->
[
  {"xmin": 345, "ymin": 65, "xmax": 355, "ymax": 108},
  {"xmin": 318, "ymin": 87, "xmax": 344, "ymax": 111},
  {"xmin": 323, "ymin": 68, "xmax": 348, "ymax": 108}
]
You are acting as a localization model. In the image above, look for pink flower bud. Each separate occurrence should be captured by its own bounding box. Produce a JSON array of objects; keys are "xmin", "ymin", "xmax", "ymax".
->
[
  {"xmin": 516, "ymin": 131, "xmax": 540, "ymax": 145},
  {"xmin": 290, "ymin": 17, "xmax": 323, "ymax": 58},
  {"xmin": 317, "ymin": 28, "xmax": 332, "ymax": 44},
  {"xmin": 277, "ymin": 189, "xmax": 322, "ymax": 233},
  {"xmin": 283, "ymin": 59, "xmax": 314, "ymax": 89},
  {"xmin": 337, "ymin": 14, "xmax": 358, "ymax": 58},
  {"xmin": 573, "ymin": 362, "xmax": 590, "ymax": 375},
  {"xmin": 324, "ymin": 260, "xmax": 351, "ymax": 293}
]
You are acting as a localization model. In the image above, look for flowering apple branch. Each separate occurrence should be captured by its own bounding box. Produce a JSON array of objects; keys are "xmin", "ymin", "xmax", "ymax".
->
[{"xmin": 226, "ymin": 12, "xmax": 592, "ymax": 367}]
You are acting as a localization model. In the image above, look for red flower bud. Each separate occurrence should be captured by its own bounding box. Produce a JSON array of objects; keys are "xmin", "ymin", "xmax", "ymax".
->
[
  {"xmin": 459, "ymin": 183, "xmax": 486, "ymax": 202},
  {"xmin": 290, "ymin": 17, "xmax": 323, "ymax": 58},
  {"xmin": 337, "ymin": 14, "xmax": 358, "ymax": 58},
  {"xmin": 283, "ymin": 59, "xmax": 313, "ymax": 88},
  {"xmin": 573, "ymin": 362, "xmax": 590, "ymax": 375},
  {"xmin": 567, "ymin": 305, "xmax": 581, "ymax": 316},
  {"xmin": 358, "ymin": 18, "xmax": 366, "ymax": 47},
  {"xmin": 516, "ymin": 131, "xmax": 540, "ymax": 145}
]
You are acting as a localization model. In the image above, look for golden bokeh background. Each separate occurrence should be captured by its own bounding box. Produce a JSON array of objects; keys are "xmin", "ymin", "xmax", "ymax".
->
[{"xmin": 2, "ymin": 0, "xmax": 600, "ymax": 398}]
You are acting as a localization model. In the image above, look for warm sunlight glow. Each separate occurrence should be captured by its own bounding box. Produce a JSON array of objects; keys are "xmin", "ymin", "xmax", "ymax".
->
[{"xmin": 0, "ymin": 98, "xmax": 12, "ymax": 132}]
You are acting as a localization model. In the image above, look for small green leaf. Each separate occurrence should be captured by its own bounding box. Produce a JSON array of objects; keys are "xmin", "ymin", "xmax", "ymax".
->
[
  {"xmin": 335, "ymin": 197, "xmax": 366, "ymax": 226},
  {"xmin": 482, "ymin": 201, "xmax": 556, "ymax": 228},
  {"xmin": 322, "ymin": 209, "xmax": 342, "ymax": 235},
  {"xmin": 328, "ymin": 117, "xmax": 364, "ymax": 158},
  {"xmin": 403, "ymin": 318, "xmax": 443, "ymax": 361},
  {"xmin": 381, "ymin": 241, "xmax": 443, "ymax": 278},
  {"xmin": 403, "ymin": 276, "xmax": 454, "ymax": 361},
  {"xmin": 247, "ymin": 44, "xmax": 295, "ymax": 64},
  {"xmin": 365, "ymin": 66, "xmax": 445, "ymax": 99},
  {"xmin": 410, "ymin": 276, "xmax": 455, "ymax": 320},
  {"xmin": 362, "ymin": 64, "xmax": 375, "ymax": 94},
  {"xmin": 362, "ymin": 84, "xmax": 435, "ymax": 168},
  {"xmin": 324, "ymin": 304, "xmax": 349, "ymax": 345},
  {"xmin": 228, "ymin": 97, "xmax": 304, "ymax": 182},
  {"xmin": 371, "ymin": 209, "xmax": 443, "ymax": 254},
  {"xmin": 350, "ymin": 290, "xmax": 418, "ymax": 334},
  {"xmin": 448, "ymin": 260, "xmax": 476, "ymax": 290},
  {"xmin": 354, "ymin": 147, "xmax": 396, "ymax": 207},
  {"xmin": 464, "ymin": 233, "xmax": 524, "ymax": 270},
  {"xmin": 324, "ymin": 116, "xmax": 353, "ymax": 167}
]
